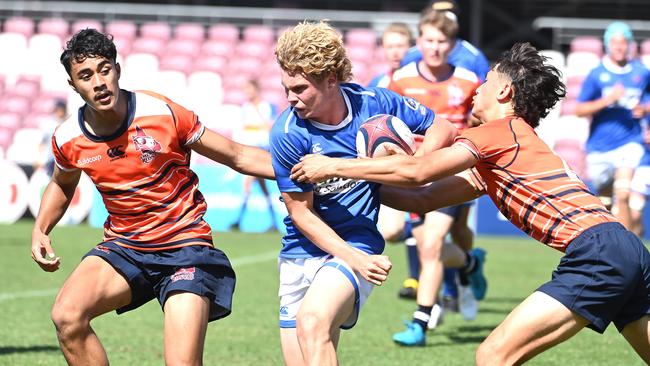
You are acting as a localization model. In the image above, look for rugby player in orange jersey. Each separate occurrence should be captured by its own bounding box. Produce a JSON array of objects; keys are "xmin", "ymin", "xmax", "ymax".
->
[
  {"xmin": 291, "ymin": 42, "xmax": 650, "ymax": 364},
  {"xmin": 30, "ymin": 29, "xmax": 273, "ymax": 366}
]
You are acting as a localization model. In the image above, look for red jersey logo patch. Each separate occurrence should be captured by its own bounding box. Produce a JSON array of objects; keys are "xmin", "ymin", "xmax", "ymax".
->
[
  {"xmin": 133, "ymin": 126, "xmax": 161, "ymax": 164},
  {"xmin": 171, "ymin": 267, "xmax": 196, "ymax": 282}
]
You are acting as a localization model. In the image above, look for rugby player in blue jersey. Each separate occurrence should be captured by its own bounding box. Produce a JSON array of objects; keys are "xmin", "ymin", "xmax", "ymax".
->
[{"xmin": 270, "ymin": 21, "xmax": 457, "ymax": 365}]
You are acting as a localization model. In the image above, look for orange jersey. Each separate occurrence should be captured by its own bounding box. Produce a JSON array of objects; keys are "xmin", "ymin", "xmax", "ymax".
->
[
  {"xmin": 455, "ymin": 117, "xmax": 617, "ymax": 252},
  {"xmin": 52, "ymin": 90, "xmax": 213, "ymax": 251},
  {"xmin": 388, "ymin": 62, "xmax": 480, "ymax": 131}
]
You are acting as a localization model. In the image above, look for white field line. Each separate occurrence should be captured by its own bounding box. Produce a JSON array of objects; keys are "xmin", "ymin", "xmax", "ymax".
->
[{"xmin": 0, "ymin": 250, "xmax": 278, "ymax": 302}]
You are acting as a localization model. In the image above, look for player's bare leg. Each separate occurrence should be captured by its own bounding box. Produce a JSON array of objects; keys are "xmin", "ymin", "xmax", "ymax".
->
[
  {"xmin": 613, "ymin": 167, "xmax": 634, "ymax": 230},
  {"xmin": 163, "ymin": 292, "xmax": 210, "ymax": 366},
  {"xmin": 281, "ymin": 328, "xmax": 305, "ymax": 366},
  {"xmin": 51, "ymin": 256, "xmax": 131, "ymax": 366},
  {"xmin": 475, "ymin": 291, "xmax": 588, "ymax": 365},
  {"xmin": 416, "ymin": 212, "xmax": 454, "ymax": 308},
  {"xmin": 621, "ymin": 315, "xmax": 650, "ymax": 362},
  {"xmin": 295, "ymin": 266, "xmax": 356, "ymax": 366}
]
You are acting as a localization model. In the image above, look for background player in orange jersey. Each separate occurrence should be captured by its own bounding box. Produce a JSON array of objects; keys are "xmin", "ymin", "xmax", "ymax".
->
[
  {"xmin": 291, "ymin": 42, "xmax": 650, "ymax": 364},
  {"xmin": 30, "ymin": 29, "xmax": 274, "ymax": 366},
  {"xmin": 387, "ymin": 10, "xmax": 485, "ymax": 345}
]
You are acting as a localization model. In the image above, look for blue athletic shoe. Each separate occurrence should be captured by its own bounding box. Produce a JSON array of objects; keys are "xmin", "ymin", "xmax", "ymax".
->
[
  {"xmin": 392, "ymin": 321, "xmax": 425, "ymax": 347},
  {"xmin": 468, "ymin": 248, "xmax": 488, "ymax": 300}
]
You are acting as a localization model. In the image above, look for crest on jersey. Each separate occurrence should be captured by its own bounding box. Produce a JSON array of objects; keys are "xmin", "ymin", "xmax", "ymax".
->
[{"xmin": 132, "ymin": 126, "xmax": 161, "ymax": 164}]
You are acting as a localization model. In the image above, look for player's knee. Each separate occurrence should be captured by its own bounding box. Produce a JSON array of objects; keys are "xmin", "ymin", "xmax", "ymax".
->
[
  {"xmin": 296, "ymin": 312, "xmax": 329, "ymax": 344},
  {"xmin": 419, "ymin": 240, "xmax": 444, "ymax": 261},
  {"xmin": 476, "ymin": 337, "xmax": 512, "ymax": 366},
  {"xmin": 51, "ymin": 299, "xmax": 87, "ymax": 336}
]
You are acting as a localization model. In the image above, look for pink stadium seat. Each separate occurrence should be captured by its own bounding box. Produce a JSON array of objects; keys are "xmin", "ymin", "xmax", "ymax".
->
[
  {"xmin": 22, "ymin": 112, "xmax": 52, "ymax": 129},
  {"xmin": 221, "ymin": 74, "xmax": 250, "ymax": 91},
  {"xmin": 222, "ymin": 89, "xmax": 248, "ymax": 105},
  {"xmin": 553, "ymin": 138, "xmax": 587, "ymax": 179},
  {"xmin": 229, "ymin": 58, "xmax": 263, "ymax": 78},
  {"xmin": 106, "ymin": 20, "xmax": 137, "ymax": 40},
  {"xmin": 0, "ymin": 112, "xmax": 21, "ymax": 130},
  {"xmin": 258, "ymin": 72, "xmax": 283, "ymax": 92},
  {"xmin": 347, "ymin": 45, "xmax": 374, "ymax": 65},
  {"xmin": 160, "ymin": 54, "xmax": 193, "ymax": 74},
  {"xmin": 201, "ymin": 40, "xmax": 233, "ymax": 58},
  {"xmin": 131, "ymin": 37, "xmax": 166, "ymax": 57},
  {"xmin": 236, "ymin": 42, "xmax": 269, "ymax": 59},
  {"xmin": 261, "ymin": 90, "xmax": 288, "ymax": 110},
  {"xmin": 641, "ymin": 39, "xmax": 650, "ymax": 56},
  {"xmin": 193, "ymin": 56, "xmax": 228, "ymax": 74},
  {"xmin": 167, "ymin": 39, "xmax": 201, "ymax": 57},
  {"xmin": 71, "ymin": 19, "xmax": 103, "ymax": 34},
  {"xmin": 0, "ymin": 96, "xmax": 30, "ymax": 116},
  {"xmin": 208, "ymin": 23, "xmax": 239, "ymax": 43},
  {"xmin": 242, "ymin": 25, "xmax": 274, "ymax": 44},
  {"xmin": 37, "ymin": 18, "xmax": 69, "ymax": 39},
  {"xmin": 345, "ymin": 28, "xmax": 377, "ymax": 48},
  {"xmin": 3, "ymin": 17, "xmax": 35, "ymax": 38},
  {"xmin": 112, "ymin": 36, "xmax": 132, "ymax": 56},
  {"xmin": 560, "ymin": 99, "xmax": 577, "ymax": 116},
  {"xmin": 174, "ymin": 23, "xmax": 205, "ymax": 42},
  {"xmin": 570, "ymin": 36, "xmax": 603, "ymax": 56},
  {"xmin": 11, "ymin": 80, "xmax": 40, "ymax": 99},
  {"xmin": 0, "ymin": 126, "xmax": 14, "ymax": 151},
  {"xmin": 30, "ymin": 96, "xmax": 60, "ymax": 115},
  {"xmin": 140, "ymin": 22, "xmax": 172, "ymax": 41}
]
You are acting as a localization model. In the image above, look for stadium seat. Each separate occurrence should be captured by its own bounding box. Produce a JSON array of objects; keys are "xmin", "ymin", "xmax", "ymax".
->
[
  {"xmin": 0, "ymin": 127, "xmax": 13, "ymax": 151},
  {"xmin": 6, "ymin": 127, "xmax": 43, "ymax": 165},
  {"xmin": 539, "ymin": 49, "xmax": 566, "ymax": 79},
  {"xmin": 0, "ymin": 96, "xmax": 30, "ymax": 117},
  {"xmin": 228, "ymin": 58, "xmax": 263, "ymax": 79},
  {"xmin": 186, "ymin": 70, "xmax": 223, "ymax": 115},
  {"xmin": 153, "ymin": 70, "xmax": 188, "ymax": 105},
  {"xmin": 0, "ymin": 112, "xmax": 21, "ymax": 130},
  {"xmin": 131, "ymin": 37, "xmax": 166, "ymax": 57},
  {"xmin": 236, "ymin": 41, "xmax": 269, "ymax": 59},
  {"xmin": 11, "ymin": 79, "xmax": 40, "ymax": 99},
  {"xmin": 208, "ymin": 23, "xmax": 239, "ymax": 43},
  {"xmin": 121, "ymin": 53, "xmax": 160, "ymax": 90},
  {"xmin": 174, "ymin": 22, "xmax": 205, "ymax": 42},
  {"xmin": 242, "ymin": 25, "xmax": 274, "ymax": 45},
  {"xmin": 112, "ymin": 36, "xmax": 133, "ymax": 56},
  {"xmin": 347, "ymin": 45, "xmax": 374, "ymax": 66},
  {"xmin": 565, "ymin": 51, "xmax": 601, "ymax": 78},
  {"xmin": 37, "ymin": 18, "xmax": 69, "ymax": 39},
  {"xmin": 71, "ymin": 19, "xmax": 103, "ymax": 34},
  {"xmin": 167, "ymin": 39, "xmax": 201, "ymax": 57},
  {"xmin": 159, "ymin": 54, "xmax": 194, "ymax": 75},
  {"xmin": 221, "ymin": 73, "xmax": 250, "ymax": 92},
  {"xmin": 345, "ymin": 28, "xmax": 377, "ymax": 48},
  {"xmin": 3, "ymin": 17, "xmax": 35, "ymax": 38},
  {"xmin": 553, "ymin": 138, "xmax": 587, "ymax": 179},
  {"xmin": 192, "ymin": 55, "xmax": 228, "ymax": 74},
  {"xmin": 22, "ymin": 112, "xmax": 52, "ymax": 129},
  {"xmin": 140, "ymin": 21, "xmax": 172, "ymax": 41},
  {"xmin": 201, "ymin": 40, "xmax": 233, "ymax": 58},
  {"xmin": 106, "ymin": 20, "xmax": 137, "ymax": 40},
  {"xmin": 261, "ymin": 90, "xmax": 288, "ymax": 111},
  {"xmin": 640, "ymin": 39, "xmax": 650, "ymax": 55},
  {"xmin": 641, "ymin": 55, "xmax": 650, "ymax": 69},
  {"xmin": 0, "ymin": 33, "xmax": 28, "ymax": 83},
  {"xmin": 569, "ymin": 36, "xmax": 603, "ymax": 57},
  {"xmin": 28, "ymin": 34, "xmax": 63, "ymax": 58},
  {"xmin": 560, "ymin": 99, "xmax": 578, "ymax": 116}
]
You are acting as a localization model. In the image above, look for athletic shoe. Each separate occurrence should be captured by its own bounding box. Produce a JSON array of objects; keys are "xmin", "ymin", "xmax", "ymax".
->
[
  {"xmin": 458, "ymin": 285, "xmax": 478, "ymax": 321},
  {"xmin": 468, "ymin": 248, "xmax": 488, "ymax": 300},
  {"xmin": 393, "ymin": 321, "xmax": 425, "ymax": 346},
  {"xmin": 427, "ymin": 303, "xmax": 444, "ymax": 330},
  {"xmin": 441, "ymin": 295, "xmax": 459, "ymax": 313},
  {"xmin": 398, "ymin": 278, "xmax": 418, "ymax": 299}
]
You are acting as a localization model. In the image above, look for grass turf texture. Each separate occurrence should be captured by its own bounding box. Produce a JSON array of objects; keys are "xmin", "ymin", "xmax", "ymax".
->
[{"xmin": 0, "ymin": 221, "xmax": 645, "ymax": 365}]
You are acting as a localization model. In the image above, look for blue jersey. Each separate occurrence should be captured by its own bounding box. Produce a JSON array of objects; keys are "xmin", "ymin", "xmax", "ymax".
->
[
  {"xmin": 577, "ymin": 58, "xmax": 650, "ymax": 153},
  {"xmin": 270, "ymin": 83, "xmax": 435, "ymax": 258},
  {"xmin": 400, "ymin": 39, "xmax": 490, "ymax": 82},
  {"xmin": 367, "ymin": 72, "xmax": 391, "ymax": 88}
]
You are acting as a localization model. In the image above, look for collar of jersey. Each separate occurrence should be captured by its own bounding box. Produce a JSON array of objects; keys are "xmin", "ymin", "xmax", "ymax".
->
[
  {"xmin": 306, "ymin": 87, "xmax": 353, "ymax": 131},
  {"xmin": 78, "ymin": 90, "xmax": 136, "ymax": 142},
  {"xmin": 602, "ymin": 56, "xmax": 633, "ymax": 75}
]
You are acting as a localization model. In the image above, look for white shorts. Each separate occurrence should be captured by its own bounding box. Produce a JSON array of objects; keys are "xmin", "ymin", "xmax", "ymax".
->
[
  {"xmin": 278, "ymin": 255, "xmax": 374, "ymax": 330},
  {"xmin": 586, "ymin": 142, "xmax": 644, "ymax": 190},
  {"xmin": 631, "ymin": 165, "xmax": 650, "ymax": 196}
]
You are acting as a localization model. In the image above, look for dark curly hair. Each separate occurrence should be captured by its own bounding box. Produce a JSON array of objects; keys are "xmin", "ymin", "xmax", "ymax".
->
[
  {"xmin": 493, "ymin": 42, "xmax": 566, "ymax": 128},
  {"xmin": 60, "ymin": 28, "xmax": 117, "ymax": 77}
]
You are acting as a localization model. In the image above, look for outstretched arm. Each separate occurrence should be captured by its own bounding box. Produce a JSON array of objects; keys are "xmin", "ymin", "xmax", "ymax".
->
[
  {"xmin": 190, "ymin": 128, "xmax": 274, "ymax": 179},
  {"xmin": 32, "ymin": 166, "xmax": 81, "ymax": 272},
  {"xmin": 291, "ymin": 144, "xmax": 478, "ymax": 188},
  {"xmin": 416, "ymin": 116, "xmax": 458, "ymax": 155}
]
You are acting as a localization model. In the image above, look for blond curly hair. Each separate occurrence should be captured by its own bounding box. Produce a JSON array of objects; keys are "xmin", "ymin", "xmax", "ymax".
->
[{"xmin": 275, "ymin": 20, "xmax": 352, "ymax": 82}]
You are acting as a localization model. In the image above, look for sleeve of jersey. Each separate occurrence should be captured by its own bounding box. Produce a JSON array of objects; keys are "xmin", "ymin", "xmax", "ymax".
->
[
  {"xmin": 373, "ymin": 87, "xmax": 435, "ymax": 135},
  {"xmin": 453, "ymin": 125, "xmax": 499, "ymax": 161},
  {"xmin": 269, "ymin": 120, "xmax": 312, "ymax": 193},
  {"xmin": 51, "ymin": 134, "xmax": 76, "ymax": 171},
  {"xmin": 170, "ymin": 102, "xmax": 204, "ymax": 146},
  {"xmin": 576, "ymin": 71, "xmax": 599, "ymax": 102}
]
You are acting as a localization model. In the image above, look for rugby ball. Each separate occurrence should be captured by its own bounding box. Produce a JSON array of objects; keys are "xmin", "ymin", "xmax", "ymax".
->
[{"xmin": 356, "ymin": 114, "xmax": 416, "ymax": 158}]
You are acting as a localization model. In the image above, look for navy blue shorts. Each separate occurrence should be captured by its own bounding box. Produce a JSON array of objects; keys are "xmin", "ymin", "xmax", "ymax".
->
[
  {"xmin": 408, "ymin": 202, "xmax": 473, "ymax": 228},
  {"xmin": 83, "ymin": 242, "xmax": 236, "ymax": 322},
  {"xmin": 538, "ymin": 222, "xmax": 650, "ymax": 333}
]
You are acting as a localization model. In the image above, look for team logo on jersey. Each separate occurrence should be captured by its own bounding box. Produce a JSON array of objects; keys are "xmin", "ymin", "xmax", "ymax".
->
[
  {"xmin": 403, "ymin": 97, "xmax": 421, "ymax": 111},
  {"xmin": 106, "ymin": 144, "xmax": 126, "ymax": 161},
  {"xmin": 132, "ymin": 126, "xmax": 161, "ymax": 164},
  {"xmin": 311, "ymin": 143, "xmax": 323, "ymax": 154},
  {"xmin": 313, "ymin": 177, "xmax": 359, "ymax": 195},
  {"xmin": 93, "ymin": 244, "xmax": 111, "ymax": 254},
  {"xmin": 77, "ymin": 154, "xmax": 102, "ymax": 166},
  {"xmin": 171, "ymin": 267, "xmax": 196, "ymax": 282}
]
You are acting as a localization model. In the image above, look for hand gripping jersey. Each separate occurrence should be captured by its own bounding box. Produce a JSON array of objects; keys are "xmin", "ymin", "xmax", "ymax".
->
[
  {"xmin": 388, "ymin": 62, "xmax": 480, "ymax": 131},
  {"xmin": 577, "ymin": 58, "xmax": 650, "ymax": 153},
  {"xmin": 270, "ymin": 83, "xmax": 435, "ymax": 258},
  {"xmin": 52, "ymin": 90, "xmax": 213, "ymax": 251},
  {"xmin": 455, "ymin": 117, "xmax": 617, "ymax": 251}
]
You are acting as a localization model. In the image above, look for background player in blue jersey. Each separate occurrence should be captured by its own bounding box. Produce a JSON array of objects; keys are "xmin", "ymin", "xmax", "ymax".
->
[
  {"xmin": 399, "ymin": 0, "xmax": 490, "ymax": 82},
  {"xmin": 367, "ymin": 22, "xmax": 413, "ymax": 88},
  {"xmin": 271, "ymin": 21, "xmax": 457, "ymax": 366},
  {"xmin": 575, "ymin": 21, "xmax": 650, "ymax": 230}
]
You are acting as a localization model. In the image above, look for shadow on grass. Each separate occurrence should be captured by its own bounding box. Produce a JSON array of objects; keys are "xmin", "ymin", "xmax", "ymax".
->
[{"xmin": 0, "ymin": 345, "xmax": 59, "ymax": 355}]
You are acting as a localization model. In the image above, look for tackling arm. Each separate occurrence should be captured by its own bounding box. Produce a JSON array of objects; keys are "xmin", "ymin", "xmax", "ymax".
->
[{"xmin": 415, "ymin": 116, "xmax": 458, "ymax": 155}]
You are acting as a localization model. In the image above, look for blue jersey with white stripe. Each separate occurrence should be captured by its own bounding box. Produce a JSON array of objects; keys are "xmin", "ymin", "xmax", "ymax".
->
[
  {"xmin": 578, "ymin": 58, "xmax": 650, "ymax": 153},
  {"xmin": 270, "ymin": 83, "xmax": 435, "ymax": 258},
  {"xmin": 400, "ymin": 39, "xmax": 490, "ymax": 82}
]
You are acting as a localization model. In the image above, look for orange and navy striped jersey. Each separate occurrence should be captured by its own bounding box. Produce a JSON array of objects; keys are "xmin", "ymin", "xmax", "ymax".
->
[
  {"xmin": 388, "ymin": 61, "xmax": 480, "ymax": 131},
  {"xmin": 455, "ymin": 117, "xmax": 617, "ymax": 252},
  {"xmin": 52, "ymin": 90, "xmax": 213, "ymax": 251}
]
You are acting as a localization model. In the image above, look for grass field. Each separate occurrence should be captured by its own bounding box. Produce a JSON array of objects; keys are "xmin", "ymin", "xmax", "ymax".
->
[{"xmin": 0, "ymin": 220, "xmax": 645, "ymax": 365}]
